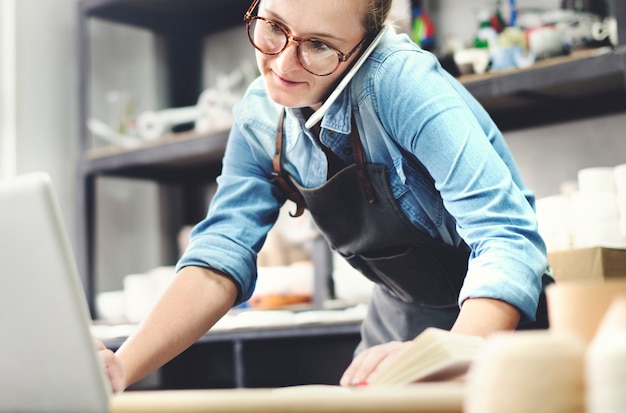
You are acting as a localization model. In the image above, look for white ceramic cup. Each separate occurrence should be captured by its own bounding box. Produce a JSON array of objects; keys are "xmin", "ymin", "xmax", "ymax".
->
[
  {"xmin": 592, "ymin": 17, "xmax": 618, "ymax": 46},
  {"xmin": 570, "ymin": 191, "xmax": 619, "ymax": 221},
  {"xmin": 572, "ymin": 220, "xmax": 622, "ymax": 248},
  {"xmin": 578, "ymin": 166, "xmax": 617, "ymax": 193},
  {"xmin": 123, "ymin": 273, "xmax": 159, "ymax": 323},
  {"xmin": 546, "ymin": 279, "xmax": 626, "ymax": 346},
  {"xmin": 586, "ymin": 296, "xmax": 626, "ymax": 413},
  {"xmin": 95, "ymin": 290, "xmax": 126, "ymax": 321},
  {"xmin": 464, "ymin": 331, "xmax": 585, "ymax": 413},
  {"xmin": 527, "ymin": 26, "xmax": 565, "ymax": 59},
  {"xmin": 614, "ymin": 163, "xmax": 626, "ymax": 194}
]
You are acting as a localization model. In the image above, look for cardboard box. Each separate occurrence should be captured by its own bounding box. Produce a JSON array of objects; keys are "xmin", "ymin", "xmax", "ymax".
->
[{"xmin": 548, "ymin": 247, "xmax": 626, "ymax": 282}]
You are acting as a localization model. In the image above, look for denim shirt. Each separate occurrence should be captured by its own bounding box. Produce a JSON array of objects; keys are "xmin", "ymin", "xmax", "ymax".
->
[{"xmin": 177, "ymin": 29, "xmax": 549, "ymax": 322}]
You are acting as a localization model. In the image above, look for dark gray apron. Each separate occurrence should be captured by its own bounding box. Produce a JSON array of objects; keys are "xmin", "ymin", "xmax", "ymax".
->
[{"xmin": 271, "ymin": 110, "xmax": 550, "ymax": 353}]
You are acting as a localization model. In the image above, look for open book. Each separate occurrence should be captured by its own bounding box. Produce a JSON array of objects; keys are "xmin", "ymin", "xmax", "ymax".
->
[{"xmin": 368, "ymin": 327, "xmax": 486, "ymax": 386}]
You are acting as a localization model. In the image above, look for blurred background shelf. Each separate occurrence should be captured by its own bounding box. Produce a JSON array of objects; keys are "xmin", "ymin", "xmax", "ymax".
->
[
  {"xmin": 81, "ymin": 129, "xmax": 229, "ymax": 183},
  {"xmin": 461, "ymin": 47, "xmax": 626, "ymax": 130},
  {"xmin": 80, "ymin": 47, "xmax": 626, "ymax": 182},
  {"xmin": 80, "ymin": 0, "xmax": 251, "ymax": 33}
]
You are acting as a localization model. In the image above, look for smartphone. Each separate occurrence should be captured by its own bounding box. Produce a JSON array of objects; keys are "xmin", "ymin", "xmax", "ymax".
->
[{"xmin": 305, "ymin": 25, "xmax": 390, "ymax": 129}]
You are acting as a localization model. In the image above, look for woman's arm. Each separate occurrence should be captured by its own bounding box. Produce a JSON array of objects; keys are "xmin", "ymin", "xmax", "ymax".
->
[
  {"xmin": 107, "ymin": 265, "xmax": 238, "ymax": 390},
  {"xmin": 450, "ymin": 297, "xmax": 520, "ymax": 336},
  {"xmin": 98, "ymin": 89, "xmax": 286, "ymax": 391},
  {"xmin": 339, "ymin": 297, "xmax": 520, "ymax": 386}
]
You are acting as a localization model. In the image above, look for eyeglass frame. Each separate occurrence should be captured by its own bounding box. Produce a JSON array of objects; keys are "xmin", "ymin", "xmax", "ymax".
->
[{"xmin": 244, "ymin": 0, "xmax": 369, "ymax": 76}]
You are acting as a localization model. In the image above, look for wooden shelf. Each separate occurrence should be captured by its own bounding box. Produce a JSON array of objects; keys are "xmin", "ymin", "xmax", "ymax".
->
[
  {"xmin": 79, "ymin": 48, "xmax": 626, "ymax": 183},
  {"xmin": 80, "ymin": 0, "xmax": 251, "ymax": 33},
  {"xmin": 80, "ymin": 129, "xmax": 229, "ymax": 183},
  {"xmin": 460, "ymin": 47, "xmax": 626, "ymax": 130},
  {"xmin": 461, "ymin": 48, "xmax": 623, "ymax": 96}
]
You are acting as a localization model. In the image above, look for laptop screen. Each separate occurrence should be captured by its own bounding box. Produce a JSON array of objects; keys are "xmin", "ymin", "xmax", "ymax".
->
[{"xmin": 0, "ymin": 172, "xmax": 110, "ymax": 413}]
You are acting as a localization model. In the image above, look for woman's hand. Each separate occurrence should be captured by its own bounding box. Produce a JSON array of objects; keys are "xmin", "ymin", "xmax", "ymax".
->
[
  {"xmin": 95, "ymin": 339, "xmax": 126, "ymax": 394},
  {"xmin": 339, "ymin": 340, "xmax": 412, "ymax": 387}
]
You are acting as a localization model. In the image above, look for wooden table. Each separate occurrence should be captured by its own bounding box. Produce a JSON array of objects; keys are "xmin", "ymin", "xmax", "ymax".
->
[{"xmin": 109, "ymin": 383, "xmax": 465, "ymax": 413}]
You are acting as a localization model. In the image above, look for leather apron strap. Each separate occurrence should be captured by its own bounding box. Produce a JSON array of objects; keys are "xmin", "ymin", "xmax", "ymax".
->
[
  {"xmin": 272, "ymin": 110, "xmax": 306, "ymax": 217},
  {"xmin": 272, "ymin": 109, "xmax": 376, "ymax": 214}
]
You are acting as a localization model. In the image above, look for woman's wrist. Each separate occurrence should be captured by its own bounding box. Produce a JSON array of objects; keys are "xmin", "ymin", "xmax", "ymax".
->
[{"xmin": 451, "ymin": 297, "xmax": 521, "ymax": 338}]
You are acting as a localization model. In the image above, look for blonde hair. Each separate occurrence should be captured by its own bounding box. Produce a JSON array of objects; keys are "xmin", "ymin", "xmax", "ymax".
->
[{"xmin": 363, "ymin": 0, "xmax": 393, "ymax": 34}]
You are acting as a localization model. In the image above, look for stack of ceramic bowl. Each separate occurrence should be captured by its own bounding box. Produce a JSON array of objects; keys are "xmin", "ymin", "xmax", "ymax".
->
[
  {"xmin": 570, "ymin": 167, "xmax": 622, "ymax": 248},
  {"xmin": 536, "ymin": 194, "xmax": 572, "ymax": 251}
]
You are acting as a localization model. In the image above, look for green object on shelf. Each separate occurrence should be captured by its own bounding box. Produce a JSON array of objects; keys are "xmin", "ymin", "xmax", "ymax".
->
[{"xmin": 412, "ymin": 7, "xmax": 435, "ymax": 50}]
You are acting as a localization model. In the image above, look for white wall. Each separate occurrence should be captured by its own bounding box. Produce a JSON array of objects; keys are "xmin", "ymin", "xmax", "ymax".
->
[
  {"xmin": 506, "ymin": 111, "xmax": 626, "ymax": 198},
  {"xmin": 0, "ymin": 1, "xmax": 166, "ymax": 294},
  {"xmin": 0, "ymin": 0, "xmax": 17, "ymax": 178},
  {"xmin": 0, "ymin": 0, "xmax": 78, "ymax": 231}
]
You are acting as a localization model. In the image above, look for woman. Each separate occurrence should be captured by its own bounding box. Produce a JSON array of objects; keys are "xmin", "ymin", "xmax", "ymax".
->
[{"xmin": 99, "ymin": 0, "xmax": 551, "ymax": 392}]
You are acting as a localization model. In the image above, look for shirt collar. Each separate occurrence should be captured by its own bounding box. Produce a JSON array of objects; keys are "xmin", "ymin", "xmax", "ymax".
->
[
  {"xmin": 286, "ymin": 80, "xmax": 353, "ymax": 135},
  {"xmin": 318, "ymin": 85, "xmax": 352, "ymax": 135}
]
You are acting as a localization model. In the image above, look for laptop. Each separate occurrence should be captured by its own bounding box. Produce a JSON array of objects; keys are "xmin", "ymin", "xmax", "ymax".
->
[{"xmin": 0, "ymin": 172, "xmax": 110, "ymax": 413}]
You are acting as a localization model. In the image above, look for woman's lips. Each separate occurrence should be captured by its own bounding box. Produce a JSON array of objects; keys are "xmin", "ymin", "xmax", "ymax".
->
[{"xmin": 274, "ymin": 71, "xmax": 302, "ymax": 87}]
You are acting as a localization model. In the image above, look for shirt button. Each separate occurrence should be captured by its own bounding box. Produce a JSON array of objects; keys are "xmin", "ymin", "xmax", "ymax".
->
[
  {"xmin": 328, "ymin": 130, "xmax": 334, "ymax": 135},
  {"xmin": 343, "ymin": 148, "xmax": 353, "ymax": 155}
]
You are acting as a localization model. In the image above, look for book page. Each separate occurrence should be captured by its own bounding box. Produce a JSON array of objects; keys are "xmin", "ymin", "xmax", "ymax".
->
[{"xmin": 369, "ymin": 328, "xmax": 485, "ymax": 386}]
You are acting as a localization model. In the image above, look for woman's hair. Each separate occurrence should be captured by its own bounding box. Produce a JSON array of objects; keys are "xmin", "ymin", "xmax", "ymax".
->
[
  {"xmin": 363, "ymin": 0, "xmax": 393, "ymax": 34},
  {"xmin": 255, "ymin": 0, "xmax": 391, "ymax": 36}
]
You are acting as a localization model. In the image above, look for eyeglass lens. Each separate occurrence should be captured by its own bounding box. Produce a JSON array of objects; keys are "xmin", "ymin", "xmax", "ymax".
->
[{"xmin": 248, "ymin": 17, "xmax": 340, "ymax": 76}]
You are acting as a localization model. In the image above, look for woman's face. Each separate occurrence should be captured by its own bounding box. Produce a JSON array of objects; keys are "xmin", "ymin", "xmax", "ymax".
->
[{"xmin": 255, "ymin": 0, "xmax": 366, "ymax": 110}]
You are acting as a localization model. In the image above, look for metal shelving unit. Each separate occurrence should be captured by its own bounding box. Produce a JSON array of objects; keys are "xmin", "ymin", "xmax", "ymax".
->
[{"xmin": 76, "ymin": 0, "xmax": 251, "ymax": 318}]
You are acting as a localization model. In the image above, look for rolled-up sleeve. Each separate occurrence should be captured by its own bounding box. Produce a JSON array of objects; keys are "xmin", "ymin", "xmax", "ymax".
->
[
  {"xmin": 176, "ymin": 121, "xmax": 284, "ymax": 305},
  {"xmin": 373, "ymin": 47, "xmax": 548, "ymax": 322}
]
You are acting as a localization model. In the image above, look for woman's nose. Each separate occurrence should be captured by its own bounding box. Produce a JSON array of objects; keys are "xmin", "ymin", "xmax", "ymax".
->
[{"xmin": 274, "ymin": 42, "xmax": 301, "ymax": 73}]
